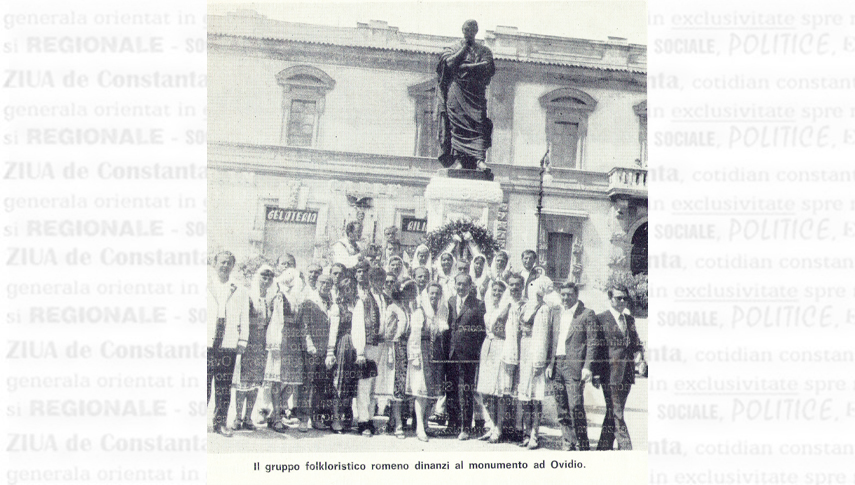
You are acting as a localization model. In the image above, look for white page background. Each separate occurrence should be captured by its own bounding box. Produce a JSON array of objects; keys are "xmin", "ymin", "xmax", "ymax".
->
[{"xmin": 2, "ymin": 0, "xmax": 854, "ymax": 484}]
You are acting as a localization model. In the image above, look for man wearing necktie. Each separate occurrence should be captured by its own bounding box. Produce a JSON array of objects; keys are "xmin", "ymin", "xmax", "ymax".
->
[
  {"xmin": 593, "ymin": 285, "xmax": 643, "ymax": 450},
  {"xmin": 444, "ymin": 273, "xmax": 486, "ymax": 440}
]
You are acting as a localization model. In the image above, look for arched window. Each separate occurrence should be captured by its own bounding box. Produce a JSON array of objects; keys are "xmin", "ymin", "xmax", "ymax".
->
[
  {"xmin": 539, "ymin": 88, "xmax": 597, "ymax": 169},
  {"xmin": 630, "ymin": 222, "xmax": 647, "ymax": 275},
  {"xmin": 276, "ymin": 66, "xmax": 336, "ymax": 147}
]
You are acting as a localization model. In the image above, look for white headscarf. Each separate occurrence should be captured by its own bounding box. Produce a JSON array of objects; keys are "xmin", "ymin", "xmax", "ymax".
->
[
  {"xmin": 490, "ymin": 250, "xmax": 511, "ymax": 283},
  {"xmin": 410, "ymin": 244, "xmax": 431, "ymax": 271},
  {"xmin": 484, "ymin": 281, "xmax": 510, "ymax": 337},
  {"xmin": 419, "ymin": 283, "xmax": 449, "ymax": 332},
  {"xmin": 523, "ymin": 276, "xmax": 553, "ymax": 321},
  {"xmin": 433, "ymin": 251, "xmax": 456, "ymax": 282},
  {"xmin": 470, "ymin": 254, "xmax": 490, "ymax": 300},
  {"xmin": 276, "ymin": 267, "xmax": 304, "ymax": 309},
  {"xmin": 249, "ymin": 264, "xmax": 277, "ymax": 315},
  {"xmin": 386, "ymin": 255, "xmax": 410, "ymax": 282}
]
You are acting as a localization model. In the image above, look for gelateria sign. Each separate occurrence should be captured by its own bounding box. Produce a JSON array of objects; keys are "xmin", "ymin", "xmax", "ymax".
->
[{"xmin": 265, "ymin": 206, "xmax": 318, "ymax": 224}]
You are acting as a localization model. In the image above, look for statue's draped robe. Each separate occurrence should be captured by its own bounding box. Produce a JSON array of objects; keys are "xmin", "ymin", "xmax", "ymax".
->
[{"xmin": 436, "ymin": 40, "xmax": 496, "ymax": 167}]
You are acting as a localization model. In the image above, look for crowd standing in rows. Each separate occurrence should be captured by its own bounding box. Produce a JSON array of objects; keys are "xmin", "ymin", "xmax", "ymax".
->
[{"xmin": 207, "ymin": 222, "xmax": 643, "ymax": 450}]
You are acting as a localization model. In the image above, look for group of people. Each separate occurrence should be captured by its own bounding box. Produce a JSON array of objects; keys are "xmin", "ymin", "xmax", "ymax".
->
[{"xmin": 207, "ymin": 223, "xmax": 644, "ymax": 451}]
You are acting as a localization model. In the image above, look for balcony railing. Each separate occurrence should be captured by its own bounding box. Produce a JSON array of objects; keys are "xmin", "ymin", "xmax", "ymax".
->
[{"xmin": 607, "ymin": 166, "xmax": 647, "ymax": 199}]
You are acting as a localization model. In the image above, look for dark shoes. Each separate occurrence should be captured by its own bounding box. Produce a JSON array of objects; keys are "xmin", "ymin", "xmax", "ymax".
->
[
  {"xmin": 357, "ymin": 422, "xmax": 374, "ymax": 437},
  {"xmin": 472, "ymin": 420, "xmax": 486, "ymax": 437},
  {"xmin": 234, "ymin": 419, "xmax": 256, "ymax": 431},
  {"xmin": 268, "ymin": 419, "xmax": 288, "ymax": 434},
  {"xmin": 312, "ymin": 421, "xmax": 330, "ymax": 430},
  {"xmin": 428, "ymin": 413, "xmax": 447, "ymax": 426}
]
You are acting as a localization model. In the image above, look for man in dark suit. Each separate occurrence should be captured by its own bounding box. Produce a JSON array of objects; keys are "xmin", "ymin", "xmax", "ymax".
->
[
  {"xmin": 444, "ymin": 273, "xmax": 486, "ymax": 440},
  {"xmin": 546, "ymin": 281, "xmax": 598, "ymax": 451},
  {"xmin": 594, "ymin": 285, "xmax": 643, "ymax": 450}
]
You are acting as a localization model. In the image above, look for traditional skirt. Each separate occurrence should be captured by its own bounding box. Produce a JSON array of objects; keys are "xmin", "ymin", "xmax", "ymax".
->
[
  {"xmin": 236, "ymin": 323, "xmax": 267, "ymax": 391},
  {"xmin": 475, "ymin": 336, "xmax": 506, "ymax": 396},
  {"xmin": 407, "ymin": 336, "xmax": 444, "ymax": 399},
  {"xmin": 516, "ymin": 336, "xmax": 547, "ymax": 401},
  {"xmin": 280, "ymin": 320, "xmax": 307, "ymax": 386},
  {"xmin": 375, "ymin": 340, "xmax": 408, "ymax": 402}
]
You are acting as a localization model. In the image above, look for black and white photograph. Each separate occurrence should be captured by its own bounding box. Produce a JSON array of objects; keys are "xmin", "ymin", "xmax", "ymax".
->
[
  {"xmin": 8, "ymin": 0, "xmax": 855, "ymax": 484},
  {"xmin": 206, "ymin": 1, "xmax": 648, "ymax": 456}
]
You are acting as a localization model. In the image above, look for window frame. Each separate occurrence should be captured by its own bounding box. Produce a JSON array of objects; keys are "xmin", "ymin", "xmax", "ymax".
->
[
  {"xmin": 408, "ymin": 78, "xmax": 439, "ymax": 158},
  {"xmin": 276, "ymin": 65, "xmax": 336, "ymax": 147},
  {"xmin": 539, "ymin": 88, "xmax": 597, "ymax": 169}
]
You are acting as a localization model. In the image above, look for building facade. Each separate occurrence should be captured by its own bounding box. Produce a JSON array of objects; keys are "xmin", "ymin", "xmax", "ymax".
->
[{"xmin": 207, "ymin": 11, "xmax": 648, "ymax": 307}]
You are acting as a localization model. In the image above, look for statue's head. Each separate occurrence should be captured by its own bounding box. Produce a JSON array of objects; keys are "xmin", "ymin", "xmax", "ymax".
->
[{"xmin": 462, "ymin": 19, "xmax": 478, "ymax": 43}]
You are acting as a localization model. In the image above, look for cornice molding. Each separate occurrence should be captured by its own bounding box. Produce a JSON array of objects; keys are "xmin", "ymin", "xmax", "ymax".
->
[
  {"xmin": 208, "ymin": 35, "xmax": 647, "ymax": 92},
  {"xmin": 207, "ymin": 141, "xmax": 619, "ymax": 200}
]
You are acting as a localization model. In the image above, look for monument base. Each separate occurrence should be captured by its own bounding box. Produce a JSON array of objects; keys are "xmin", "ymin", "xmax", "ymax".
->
[
  {"xmin": 424, "ymin": 175, "xmax": 504, "ymax": 233},
  {"xmin": 436, "ymin": 168, "xmax": 495, "ymax": 181}
]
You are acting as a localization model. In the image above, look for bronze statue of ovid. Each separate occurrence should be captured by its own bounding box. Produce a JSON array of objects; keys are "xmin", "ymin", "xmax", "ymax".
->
[{"xmin": 436, "ymin": 19, "xmax": 496, "ymax": 173}]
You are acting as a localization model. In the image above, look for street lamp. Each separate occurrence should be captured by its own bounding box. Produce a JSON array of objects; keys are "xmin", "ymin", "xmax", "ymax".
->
[{"xmin": 536, "ymin": 148, "xmax": 552, "ymax": 267}]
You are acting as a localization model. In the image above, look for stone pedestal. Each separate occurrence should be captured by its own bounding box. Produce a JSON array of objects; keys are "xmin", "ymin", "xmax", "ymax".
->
[{"xmin": 424, "ymin": 174, "xmax": 504, "ymax": 232}]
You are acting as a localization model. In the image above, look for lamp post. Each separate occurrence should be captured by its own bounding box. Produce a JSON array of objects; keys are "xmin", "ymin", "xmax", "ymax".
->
[{"xmin": 536, "ymin": 148, "xmax": 553, "ymax": 267}]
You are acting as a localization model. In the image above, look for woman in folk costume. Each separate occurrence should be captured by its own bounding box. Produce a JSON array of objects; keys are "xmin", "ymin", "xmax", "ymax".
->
[
  {"xmin": 324, "ymin": 273, "xmax": 361, "ymax": 433},
  {"xmin": 409, "ymin": 244, "xmax": 432, "ymax": 277},
  {"xmin": 295, "ymin": 274, "xmax": 335, "ymax": 430},
  {"xmin": 386, "ymin": 255, "xmax": 410, "ymax": 283},
  {"xmin": 261, "ymin": 269, "xmax": 297, "ymax": 433},
  {"xmin": 276, "ymin": 266, "xmax": 305, "ymax": 308},
  {"xmin": 470, "ymin": 254, "xmax": 491, "ymax": 301},
  {"xmin": 275, "ymin": 268, "xmax": 315, "ymax": 431},
  {"xmin": 433, "ymin": 251, "xmax": 456, "ymax": 298},
  {"xmin": 233, "ymin": 265, "xmax": 276, "ymax": 431},
  {"xmin": 490, "ymin": 250, "xmax": 511, "ymax": 284},
  {"xmin": 475, "ymin": 280, "xmax": 511, "ymax": 443},
  {"xmin": 438, "ymin": 256, "xmax": 456, "ymax": 293},
  {"xmin": 407, "ymin": 281, "xmax": 450, "ymax": 441},
  {"xmin": 508, "ymin": 276, "xmax": 554, "ymax": 449},
  {"xmin": 375, "ymin": 279, "xmax": 418, "ymax": 438}
]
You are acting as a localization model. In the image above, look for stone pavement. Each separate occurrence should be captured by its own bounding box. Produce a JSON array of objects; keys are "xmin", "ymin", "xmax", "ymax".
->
[{"xmin": 208, "ymin": 379, "xmax": 647, "ymax": 453}]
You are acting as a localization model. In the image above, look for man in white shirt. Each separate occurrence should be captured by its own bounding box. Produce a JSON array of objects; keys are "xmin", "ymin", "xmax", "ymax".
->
[
  {"xmin": 546, "ymin": 281, "xmax": 598, "ymax": 451},
  {"xmin": 301, "ymin": 262, "xmax": 324, "ymax": 302},
  {"xmin": 519, "ymin": 250, "xmax": 538, "ymax": 299},
  {"xmin": 330, "ymin": 221, "xmax": 364, "ymax": 269},
  {"xmin": 207, "ymin": 251, "xmax": 249, "ymax": 437},
  {"xmin": 594, "ymin": 285, "xmax": 643, "ymax": 451},
  {"xmin": 413, "ymin": 267, "xmax": 431, "ymax": 308}
]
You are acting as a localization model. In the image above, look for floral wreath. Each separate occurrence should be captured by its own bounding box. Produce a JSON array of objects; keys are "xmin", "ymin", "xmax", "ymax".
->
[{"xmin": 424, "ymin": 220, "xmax": 499, "ymax": 262}]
